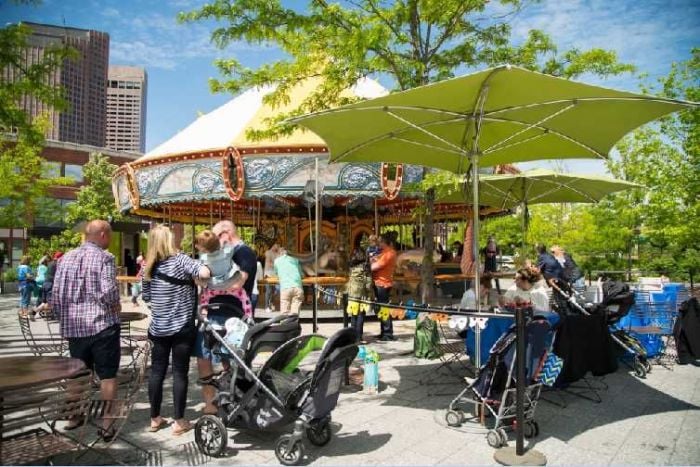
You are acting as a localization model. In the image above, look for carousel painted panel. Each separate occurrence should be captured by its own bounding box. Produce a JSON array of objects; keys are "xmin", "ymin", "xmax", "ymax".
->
[
  {"xmin": 135, "ymin": 158, "xmax": 227, "ymax": 206},
  {"xmin": 113, "ymin": 172, "xmax": 133, "ymax": 213}
]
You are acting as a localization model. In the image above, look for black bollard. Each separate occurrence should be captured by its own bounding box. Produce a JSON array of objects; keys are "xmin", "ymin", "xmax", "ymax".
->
[
  {"xmin": 515, "ymin": 305, "xmax": 527, "ymax": 455},
  {"xmin": 494, "ymin": 305, "xmax": 546, "ymax": 465},
  {"xmin": 312, "ymin": 283, "xmax": 318, "ymax": 333},
  {"xmin": 342, "ymin": 292, "xmax": 349, "ymax": 329}
]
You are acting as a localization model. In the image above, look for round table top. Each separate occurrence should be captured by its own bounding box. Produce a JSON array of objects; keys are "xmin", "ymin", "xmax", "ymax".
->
[
  {"xmin": 120, "ymin": 311, "xmax": 148, "ymax": 322},
  {"xmin": 0, "ymin": 356, "xmax": 86, "ymax": 392}
]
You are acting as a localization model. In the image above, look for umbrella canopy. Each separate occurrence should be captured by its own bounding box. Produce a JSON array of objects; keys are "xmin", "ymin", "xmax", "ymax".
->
[
  {"xmin": 292, "ymin": 64, "xmax": 695, "ymax": 316},
  {"xmin": 292, "ymin": 65, "xmax": 695, "ymax": 172},
  {"xmin": 436, "ymin": 169, "xmax": 642, "ymax": 209}
]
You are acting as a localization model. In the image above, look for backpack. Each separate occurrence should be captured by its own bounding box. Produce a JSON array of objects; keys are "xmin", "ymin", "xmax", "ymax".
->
[{"xmin": 414, "ymin": 316, "xmax": 441, "ymax": 359}]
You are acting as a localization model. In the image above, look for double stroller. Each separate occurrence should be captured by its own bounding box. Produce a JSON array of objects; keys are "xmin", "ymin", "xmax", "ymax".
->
[
  {"xmin": 194, "ymin": 302, "xmax": 358, "ymax": 465},
  {"xmin": 551, "ymin": 280, "xmax": 652, "ymax": 377}
]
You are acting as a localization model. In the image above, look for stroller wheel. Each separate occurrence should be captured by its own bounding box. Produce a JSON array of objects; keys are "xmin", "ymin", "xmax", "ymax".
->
[
  {"xmin": 497, "ymin": 428, "xmax": 509, "ymax": 446},
  {"xmin": 445, "ymin": 410, "xmax": 464, "ymax": 427},
  {"xmin": 275, "ymin": 434, "xmax": 304, "ymax": 466},
  {"xmin": 633, "ymin": 358, "xmax": 647, "ymax": 378},
  {"xmin": 643, "ymin": 359, "xmax": 653, "ymax": 373},
  {"xmin": 486, "ymin": 430, "xmax": 502, "ymax": 448},
  {"xmin": 523, "ymin": 421, "xmax": 537, "ymax": 439},
  {"xmin": 307, "ymin": 419, "xmax": 332, "ymax": 447},
  {"xmin": 195, "ymin": 415, "xmax": 228, "ymax": 457}
]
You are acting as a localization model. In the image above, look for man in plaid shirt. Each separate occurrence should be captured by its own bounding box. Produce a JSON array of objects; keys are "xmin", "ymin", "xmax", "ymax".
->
[{"xmin": 52, "ymin": 220, "xmax": 121, "ymax": 434}]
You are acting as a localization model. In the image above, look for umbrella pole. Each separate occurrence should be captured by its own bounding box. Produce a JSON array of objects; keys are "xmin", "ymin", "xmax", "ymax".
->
[
  {"xmin": 470, "ymin": 156, "xmax": 482, "ymax": 371},
  {"xmin": 313, "ymin": 157, "xmax": 320, "ymax": 333}
]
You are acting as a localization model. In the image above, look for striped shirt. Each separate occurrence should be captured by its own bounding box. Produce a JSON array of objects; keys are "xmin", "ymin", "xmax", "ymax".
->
[
  {"xmin": 51, "ymin": 242, "xmax": 121, "ymax": 338},
  {"xmin": 142, "ymin": 253, "xmax": 203, "ymax": 337}
]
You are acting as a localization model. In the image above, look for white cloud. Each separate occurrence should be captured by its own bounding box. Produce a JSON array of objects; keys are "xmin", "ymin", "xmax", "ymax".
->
[
  {"xmin": 101, "ymin": 7, "xmax": 120, "ymax": 18},
  {"xmin": 505, "ymin": 0, "xmax": 699, "ymax": 90},
  {"xmin": 107, "ymin": 9, "xmax": 271, "ymax": 70}
]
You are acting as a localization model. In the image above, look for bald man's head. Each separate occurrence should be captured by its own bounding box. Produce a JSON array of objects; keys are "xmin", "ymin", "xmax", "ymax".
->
[
  {"xmin": 84, "ymin": 220, "xmax": 112, "ymax": 249},
  {"xmin": 212, "ymin": 220, "xmax": 238, "ymax": 246}
]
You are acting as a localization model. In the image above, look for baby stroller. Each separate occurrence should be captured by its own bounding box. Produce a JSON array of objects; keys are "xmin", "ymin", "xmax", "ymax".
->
[
  {"xmin": 551, "ymin": 280, "xmax": 651, "ymax": 378},
  {"xmin": 445, "ymin": 315, "xmax": 553, "ymax": 448},
  {"xmin": 194, "ymin": 303, "xmax": 359, "ymax": 465}
]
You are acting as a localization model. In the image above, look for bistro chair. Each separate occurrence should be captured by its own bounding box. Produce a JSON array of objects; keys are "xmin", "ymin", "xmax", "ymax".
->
[
  {"xmin": 0, "ymin": 369, "xmax": 93, "ymax": 465},
  {"xmin": 70, "ymin": 340, "xmax": 152, "ymax": 465},
  {"xmin": 17, "ymin": 311, "xmax": 66, "ymax": 356}
]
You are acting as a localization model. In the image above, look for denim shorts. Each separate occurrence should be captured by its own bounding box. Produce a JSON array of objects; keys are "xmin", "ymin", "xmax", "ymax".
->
[{"xmin": 192, "ymin": 312, "xmax": 227, "ymax": 362}]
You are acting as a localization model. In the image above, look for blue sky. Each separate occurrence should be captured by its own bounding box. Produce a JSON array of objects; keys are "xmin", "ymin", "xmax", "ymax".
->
[{"xmin": 2, "ymin": 0, "xmax": 698, "ymax": 174}]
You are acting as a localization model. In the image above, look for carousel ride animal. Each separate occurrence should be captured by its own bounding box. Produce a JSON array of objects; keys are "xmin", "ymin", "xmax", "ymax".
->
[{"xmin": 292, "ymin": 242, "xmax": 348, "ymax": 276}]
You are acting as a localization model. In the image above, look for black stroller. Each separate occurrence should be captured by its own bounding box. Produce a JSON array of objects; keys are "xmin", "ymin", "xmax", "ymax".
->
[
  {"xmin": 551, "ymin": 280, "xmax": 651, "ymax": 377},
  {"xmin": 194, "ymin": 303, "xmax": 359, "ymax": 465},
  {"xmin": 446, "ymin": 315, "xmax": 553, "ymax": 448}
]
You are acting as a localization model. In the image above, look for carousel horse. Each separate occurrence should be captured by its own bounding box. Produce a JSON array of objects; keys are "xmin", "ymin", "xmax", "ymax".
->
[{"xmin": 292, "ymin": 242, "xmax": 348, "ymax": 276}]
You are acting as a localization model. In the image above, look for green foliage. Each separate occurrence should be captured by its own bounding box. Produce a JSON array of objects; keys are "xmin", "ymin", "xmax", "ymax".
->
[
  {"xmin": 65, "ymin": 153, "xmax": 122, "ymax": 227},
  {"xmin": 180, "ymin": 224, "xmax": 209, "ymax": 256},
  {"xmin": 26, "ymin": 230, "xmax": 81, "ymax": 266},
  {"xmin": 180, "ymin": 0, "xmax": 634, "ymax": 140},
  {"xmin": 0, "ymin": 21, "xmax": 75, "ymax": 227},
  {"xmin": 480, "ymin": 214, "xmax": 521, "ymax": 255}
]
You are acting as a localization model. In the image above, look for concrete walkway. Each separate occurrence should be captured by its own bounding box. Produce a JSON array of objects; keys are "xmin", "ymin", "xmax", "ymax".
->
[{"xmin": 1, "ymin": 292, "xmax": 699, "ymax": 465}]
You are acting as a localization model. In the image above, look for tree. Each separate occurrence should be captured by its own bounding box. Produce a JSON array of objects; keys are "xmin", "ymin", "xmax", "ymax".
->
[
  {"xmin": 65, "ymin": 153, "xmax": 123, "ymax": 226},
  {"xmin": 605, "ymin": 50, "xmax": 699, "ymax": 280},
  {"xmin": 0, "ymin": 21, "xmax": 75, "ymax": 227},
  {"xmin": 181, "ymin": 0, "xmax": 634, "ymax": 299}
]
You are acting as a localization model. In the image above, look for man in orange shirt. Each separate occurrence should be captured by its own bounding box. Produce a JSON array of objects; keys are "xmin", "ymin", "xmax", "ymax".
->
[{"xmin": 371, "ymin": 233, "xmax": 398, "ymax": 341}]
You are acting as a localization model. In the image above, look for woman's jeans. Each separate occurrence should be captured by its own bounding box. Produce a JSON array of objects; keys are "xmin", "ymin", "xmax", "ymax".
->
[
  {"xmin": 19, "ymin": 283, "xmax": 32, "ymax": 308},
  {"xmin": 375, "ymin": 286, "xmax": 393, "ymax": 337},
  {"xmin": 148, "ymin": 325, "xmax": 195, "ymax": 419}
]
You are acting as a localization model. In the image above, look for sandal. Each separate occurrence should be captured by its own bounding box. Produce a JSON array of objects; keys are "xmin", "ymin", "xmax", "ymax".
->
[
  {"xmin": 172, "ymin": 421, "xmax": 193, "ymax": 436},
  {"xmin": 64, "ymin": 417, "xmax": 85, "ymax": 431},
  {"xmin": 149, "ymin": 419, "xmax": 169, "ymax": 432},
  {"xmin": 98, "ymin": 427, "xmax": 117, "ymax": 443}
]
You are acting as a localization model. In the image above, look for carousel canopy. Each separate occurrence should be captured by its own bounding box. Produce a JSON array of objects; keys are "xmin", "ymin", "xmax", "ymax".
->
[{"xmin": 143, "ymin": 78, "xmax": 388, "ymax": 163}]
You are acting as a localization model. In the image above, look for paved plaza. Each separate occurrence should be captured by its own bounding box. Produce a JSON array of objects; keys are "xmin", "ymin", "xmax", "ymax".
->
[{"xmin": 1, "ymin": 292, "xmax": 699, "ymax": 465}]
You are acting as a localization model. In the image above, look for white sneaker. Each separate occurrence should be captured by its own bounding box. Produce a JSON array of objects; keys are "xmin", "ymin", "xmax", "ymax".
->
[{"xmin": 265, "ymin": 307, "xmax": 272, "ymax": 314}]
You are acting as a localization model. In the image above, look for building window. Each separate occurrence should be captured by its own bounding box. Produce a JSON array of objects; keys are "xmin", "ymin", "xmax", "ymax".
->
[
  {"xmin": 64, "ymin": 164, "xmax": 84, "ymax": 183},
  {"xmin": 41, "ymin": 161, "xmax": 61, "ymax": 178}
]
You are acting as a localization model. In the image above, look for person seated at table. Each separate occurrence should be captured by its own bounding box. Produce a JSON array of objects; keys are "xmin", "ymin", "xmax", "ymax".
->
[
  {"xmin": 458, "ymin": 273, "xmax": 500, "ymax": 310},
  {"xmin": 142, "ymin": 224, "xmax": 211, "ymax": 436},
  {"xmin": 499, "ymin": 268, "xmax": 550, "ymax": 312},
  {"xmin": 523, "ymin": 259, "xmax": 547, "ymax": 289},
  {"xmin": 195, "ymin": 230, "xmax": 252, "ymax": 319}
]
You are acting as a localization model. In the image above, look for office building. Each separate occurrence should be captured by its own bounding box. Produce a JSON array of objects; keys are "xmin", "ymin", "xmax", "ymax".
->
[
  {"xmin": 106, "ymin": 66, "xmax": 147, "ymax": 153},
  {"xmin": 2, "ymin": 22, "xmax": 109, "ymax": 146}
]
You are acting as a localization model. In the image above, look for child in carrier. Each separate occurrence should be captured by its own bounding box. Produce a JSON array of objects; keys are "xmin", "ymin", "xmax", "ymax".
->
[{"xmin": 195, "ymin": 230, "xmax": 253, "ymax": 320}]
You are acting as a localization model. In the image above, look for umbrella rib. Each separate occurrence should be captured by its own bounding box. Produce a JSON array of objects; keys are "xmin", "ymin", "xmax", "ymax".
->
[
  {"xmin": 393, "ymin": 136, "xmax": 465, "ymax": 156},
  {"xmin": 484, "ymin": 96, "xmax": 695, "ymax": 116},
  {"xmin": 484, "ymin": 103, "xmax": 576, "ymax": 153},
  {"xmin": 481, "ymin": 116, "xmax": 606, "ymax": 158},
  {"xmin": 385, "ymin": 110, "xmax": 467, "ymax": 153}
]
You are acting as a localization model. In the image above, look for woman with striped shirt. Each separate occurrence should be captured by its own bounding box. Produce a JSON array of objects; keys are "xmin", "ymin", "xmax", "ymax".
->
[{"xmin": 142, "ymin": 225, "xmax": 210, "ymax": 435}]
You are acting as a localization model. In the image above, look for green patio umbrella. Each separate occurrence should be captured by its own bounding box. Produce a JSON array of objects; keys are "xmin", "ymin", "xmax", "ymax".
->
[
  {"xmin": 436, "ymin": 168, "xmax": 642, "ymax": 252},
  {"xmin": 291, "ymin": 65, "xmax": 695, "ymax": 308},
  {"xmin": 291, "ymin": 65, "xmax": 695, "ymax": 464}
]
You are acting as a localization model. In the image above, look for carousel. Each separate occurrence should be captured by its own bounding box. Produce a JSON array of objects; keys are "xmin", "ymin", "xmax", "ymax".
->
[{"xmin": 112, "ymin": 78, "xmax": 510, "ymax": 284}]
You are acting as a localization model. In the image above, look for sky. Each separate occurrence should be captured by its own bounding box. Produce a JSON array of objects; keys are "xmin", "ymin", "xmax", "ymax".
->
[{"xmin": 2, "ymin": 0, "xmax": 698, "ymax": 175}]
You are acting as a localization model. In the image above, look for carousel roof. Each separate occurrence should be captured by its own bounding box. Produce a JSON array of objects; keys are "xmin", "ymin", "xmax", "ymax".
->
[{"xmin": 141, "ymin": 77, "xmax": 388, "ymax": 163}]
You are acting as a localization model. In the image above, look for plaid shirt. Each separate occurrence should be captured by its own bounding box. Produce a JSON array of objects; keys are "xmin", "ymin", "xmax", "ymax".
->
[{"xmin": 51, "ymin": 241, "xmax": 121, "ymax": 338}]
